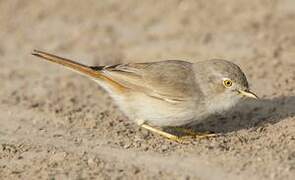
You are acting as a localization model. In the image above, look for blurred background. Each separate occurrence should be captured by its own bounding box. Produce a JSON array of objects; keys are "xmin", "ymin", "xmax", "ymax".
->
[
  {"xmin": 1, "ymin": 0, "xmax": 295, "ymax": 95},
  {"xmin": 0, "ymin": 0, "xmax": 295, "ymax": 179}
]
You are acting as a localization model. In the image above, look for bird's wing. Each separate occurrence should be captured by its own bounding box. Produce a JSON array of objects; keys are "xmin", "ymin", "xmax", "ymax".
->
[{"xmin": 96, "ymin": 60, "xmax": 197, "ymax": 103}]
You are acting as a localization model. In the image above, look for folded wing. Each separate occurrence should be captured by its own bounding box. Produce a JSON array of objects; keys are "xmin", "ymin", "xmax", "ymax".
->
[{"xmin": 96, "ymin": 60, "xmax": 198, "ymax": 103}]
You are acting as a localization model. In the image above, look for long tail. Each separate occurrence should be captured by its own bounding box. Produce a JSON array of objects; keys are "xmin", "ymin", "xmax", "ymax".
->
[
  {"xmin": 31, "ymin": 50, "xmax": 126, "ymax": 92},
  {"xmin": 32, "ymin": 49, "xmax": 102, "ymax": 78}
]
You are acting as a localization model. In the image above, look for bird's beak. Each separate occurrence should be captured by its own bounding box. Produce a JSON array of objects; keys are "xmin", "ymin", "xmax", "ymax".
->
[{"xmin": 238, "ymin": 89, "xmax": 259, "ymax": 99}]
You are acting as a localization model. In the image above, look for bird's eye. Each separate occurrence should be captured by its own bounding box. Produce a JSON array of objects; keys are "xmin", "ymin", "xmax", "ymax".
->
[{"xmin": 223, "ymin": 79, "xmax": 233, "ymax": 88}]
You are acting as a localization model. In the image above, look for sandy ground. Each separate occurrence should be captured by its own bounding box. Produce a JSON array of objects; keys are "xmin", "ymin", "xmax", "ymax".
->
[{"xmin": 0, "ymin": 0, "xmax": 295, "ymax": 179}]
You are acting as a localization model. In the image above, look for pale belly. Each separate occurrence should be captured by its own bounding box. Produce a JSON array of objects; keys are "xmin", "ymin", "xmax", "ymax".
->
[
  {"xmin": 113, "ymin": 92, "xmax": 199, "ymax": 127},
  {"xmin": 95, "ymin": 80, "xmax": 203, "ymax": 127}
]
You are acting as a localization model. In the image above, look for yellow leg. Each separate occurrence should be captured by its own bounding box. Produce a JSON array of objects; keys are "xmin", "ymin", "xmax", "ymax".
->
[
  {"xmin": 140, "ymin": 124, "xmax": 182, "ymax": 142},
  {"xmin": 171, "ymin": 127, "xmax": 217, "ymax": 139}
]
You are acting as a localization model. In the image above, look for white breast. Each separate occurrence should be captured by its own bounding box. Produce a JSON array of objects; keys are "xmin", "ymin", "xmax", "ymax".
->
[{"xmin": 205, "ymin": 93, "xmax": 241, "ymax": 115}]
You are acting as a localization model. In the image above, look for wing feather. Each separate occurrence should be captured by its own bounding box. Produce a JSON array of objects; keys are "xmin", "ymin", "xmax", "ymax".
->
[{"xmin": 97, "ymin": 60, "xmax": 197, "ymax": 103}]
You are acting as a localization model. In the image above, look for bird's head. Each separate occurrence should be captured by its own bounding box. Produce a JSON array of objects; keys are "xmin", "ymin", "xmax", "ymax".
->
[{"xmin": 194, "ymin": 59, "xmax": 258, "ymax": 113}]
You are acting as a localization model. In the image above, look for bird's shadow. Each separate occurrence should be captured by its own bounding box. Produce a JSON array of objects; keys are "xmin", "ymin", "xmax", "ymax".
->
[{"xmin": 188, "ymin": 96, "xmax": 295, "ymax": 134}]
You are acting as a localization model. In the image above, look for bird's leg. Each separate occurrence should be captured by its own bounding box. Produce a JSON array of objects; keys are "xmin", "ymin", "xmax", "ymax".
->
[
  {"xmin": 171, "ymin": 127, "xmax": 217, "ymax": 139},
  {"xmin": 139, "ymin": 123, "xmax": 182, "ymax": 142}
]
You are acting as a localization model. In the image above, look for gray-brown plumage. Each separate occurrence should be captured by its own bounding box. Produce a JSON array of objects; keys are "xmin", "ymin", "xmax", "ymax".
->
[{"xmin": 32, "ymin": 50, "xmax": 258, "ymax": 141}]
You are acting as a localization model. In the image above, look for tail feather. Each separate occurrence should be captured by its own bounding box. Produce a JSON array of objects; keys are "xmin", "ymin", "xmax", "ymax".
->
[
  {"xmin": 32, "ymin": 49, "xmax": 101, "ymax": 78},
  {"xmin": 31, "ymin": 50, "xmax": 126, "ymax": 92}
]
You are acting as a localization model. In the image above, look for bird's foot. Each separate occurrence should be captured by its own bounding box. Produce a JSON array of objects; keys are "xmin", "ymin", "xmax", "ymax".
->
[
  {"xmin": 140, "ymin": 124, "xmax": 184, "ymax": 143},
  {"xmin": 171, "ymin": 127, "xmax": 218, "ymax": 139}
]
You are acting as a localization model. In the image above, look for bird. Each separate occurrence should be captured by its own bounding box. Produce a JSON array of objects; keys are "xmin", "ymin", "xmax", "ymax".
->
[{"xmin": 32, "ymin": 50, "xmax": 258, "ymax": 142}]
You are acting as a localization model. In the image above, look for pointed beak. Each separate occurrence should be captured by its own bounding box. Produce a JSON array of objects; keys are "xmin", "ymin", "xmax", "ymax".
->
[{"xmin": 238, "ymin": 89, "xmax": 259, "ymax": 99}]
